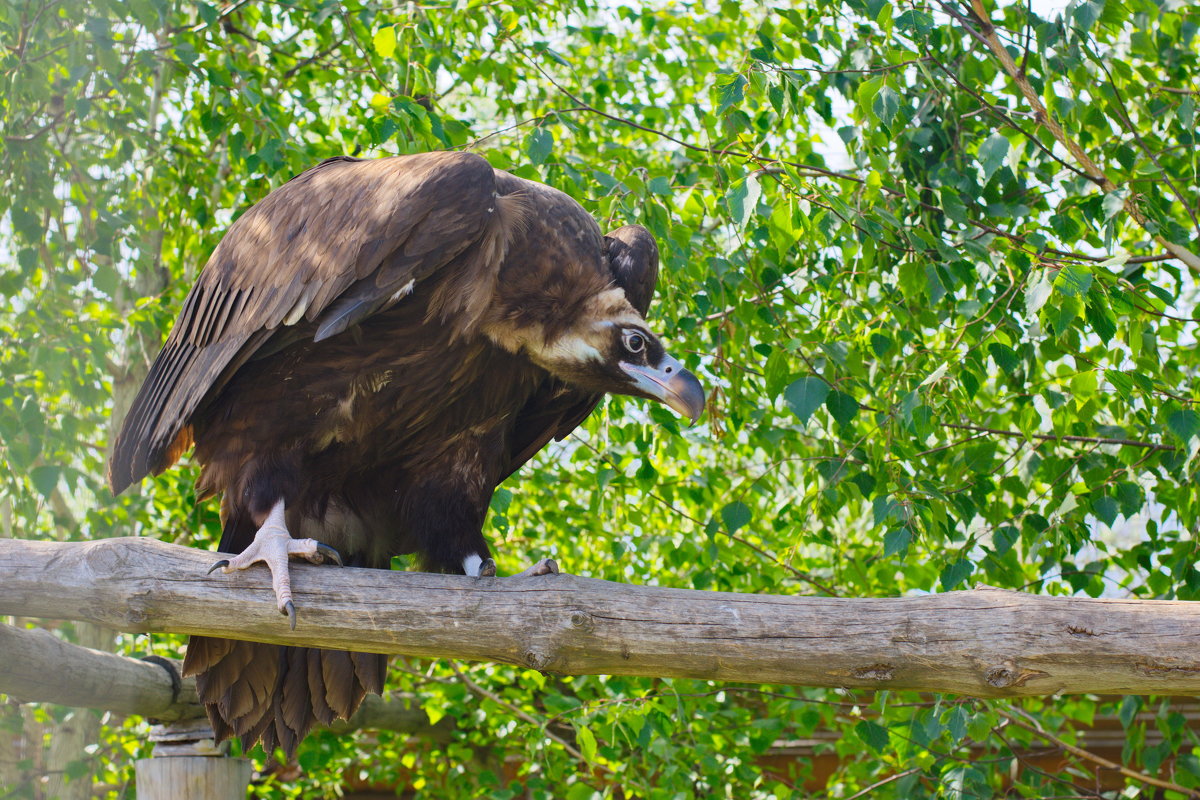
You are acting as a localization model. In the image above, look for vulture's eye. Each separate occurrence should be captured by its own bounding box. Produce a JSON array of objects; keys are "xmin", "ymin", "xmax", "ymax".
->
[{"xmin": 623, "ymin": 331, "xmax": 646, "ymax": 354}]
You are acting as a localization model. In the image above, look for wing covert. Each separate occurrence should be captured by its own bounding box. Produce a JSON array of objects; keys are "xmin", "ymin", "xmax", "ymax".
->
[{"xmin": 109, "ymin": 151, "xmax": 509, "ymax": 494}]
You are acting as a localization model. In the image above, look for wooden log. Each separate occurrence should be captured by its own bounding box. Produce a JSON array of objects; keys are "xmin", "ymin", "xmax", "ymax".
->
[
  {"xmin": 0, "ymin": 622, "xmax": 451, "ymax": 737},
  {"xmin": 0, "ymin": 622, "xmax": 201, "ymax": 721},
  {"xmin": 3, "ymin": 536, "xmax": 1200, "ymax": 696}
]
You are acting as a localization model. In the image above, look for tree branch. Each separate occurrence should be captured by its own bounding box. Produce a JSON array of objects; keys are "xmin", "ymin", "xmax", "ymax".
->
[
  {"xmin": 0, "ymin": 622, "xmax": 453, "ymax": 740},
  {"xmin": 965, "ymin": 0, "xmax": 1200, "ymax": 274},
  {"xmin": 3, "ymin": 538, "xmax": 1200, "ymax": 696}
]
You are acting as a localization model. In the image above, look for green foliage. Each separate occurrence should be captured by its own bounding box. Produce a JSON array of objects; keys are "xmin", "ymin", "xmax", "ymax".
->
[{"xmin": 4, "ymin": 0, "xmax": 1200, "ymax": 797}]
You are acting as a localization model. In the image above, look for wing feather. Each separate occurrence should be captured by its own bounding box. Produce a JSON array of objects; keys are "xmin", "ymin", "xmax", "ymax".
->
[{"xmin": 109, "ymin": 151, "xmax": 509, "ymax": 494}]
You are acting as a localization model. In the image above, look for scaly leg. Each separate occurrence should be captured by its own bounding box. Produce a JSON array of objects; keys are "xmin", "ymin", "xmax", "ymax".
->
[
  {"xmin": 207, "ymin": 499, "xmax": 342, "ymax": 629},
  {"xmin": 462, "ymin": 553, "xmax": 559, "ymax": 578}
]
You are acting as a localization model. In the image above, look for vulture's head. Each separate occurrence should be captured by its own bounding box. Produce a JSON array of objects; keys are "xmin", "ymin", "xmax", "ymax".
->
[{"xmin": 528, "ymin": 287, "xmax": 706, "ymax": 423}]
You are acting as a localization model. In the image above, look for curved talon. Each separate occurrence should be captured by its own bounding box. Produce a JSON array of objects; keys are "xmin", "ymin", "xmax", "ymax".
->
[
  {"xmin": 207, "ymin": 559, "xmax": 230, "ymax": 575},
  {"xmin": 479, "ymin": 558, "xmax": 497, "ymax": 578},
  {"xmin": 283, "ymin": 600, "xmax": 297, "ymax": 631},
  {"xmin": 315, "ymin": 542, "xmax": 344, "ymax": 567}
]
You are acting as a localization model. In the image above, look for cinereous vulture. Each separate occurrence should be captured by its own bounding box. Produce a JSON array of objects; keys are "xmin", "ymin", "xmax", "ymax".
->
[{"xmin": 108, "ymin": 151, "xmax": 704, "ymax": 757}]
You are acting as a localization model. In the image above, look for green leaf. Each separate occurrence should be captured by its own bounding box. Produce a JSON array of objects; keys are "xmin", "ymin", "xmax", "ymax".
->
[
  {"xmin": 869, "ymin": 333, "xmax": 893, "ymax": 358},
  {"xmin": 1105, "ymin": 369, "xmax": 1134, "ymax": 403},
  {"xmin": 726, "ymin": 175, "xmax": 761, "ymax": 230},
  {"xmin": 764, "ymin": 349, "xmax": 790, "ymax": 399},
  {"xmin": 874, "ymin": 86, "xmax": 900, "ymax": 128},
  {"xmin": 489, "ymin": 487, "xmax": 513, "ymax": 514},
  {"xmin": 576, "ymin": 724, "xmax": 598, "ymax": 762},
  {"xmin": 784, "ymin": 377, "xmax": 830, "ymax": 423},
  {"xmin": 715, "ymin": 74, "xmax": 746, "ymax": 115},
  {"xmin": 1085, "ymin": 300, "xmax": 1117, "ymax": 341},
  {"xmin": 993, "ymin": 527, "xmax": 1018, "ymax": 556},
  {"xmin": 883, "ymin": 527, "xmax": 911, "ymax": 557},
  {"xmin": 1093, "ymin": 496, "xmax": 1119, "ymax": 527},
  {"xmin": 1168, "ymin": 408, "xmax": 1200, "ymax": 443},
  {"xmin": 29, "ymin": 465, "xmax": 59, "ymax": 499},
  {"xmin": 856, "ymin": 720, "xmax": 889, "ymax": 753},
  {"xmin": 372, "ymin": 25, "xmax": 397, "ymax": 59},
  {"xmin": 525, "ymin": 128, "xmax": 553, "ymax": 165},
  {"xmin": 825, "ymin": 391, "xmax": 860, "ymax": 427},
  {"xmin": 721, "ymin": 501, "xmax": 751, "ymax": 534},
  {"xmin": 1026, "ymin": 274, "xmax": 1053, "ymax": 315},
  {"xmin": 977, "ymin": 134, "xmax": 1009, "ymax": 183},
  {"xmin": 940, "ymin": 559, "xmax": 972, "ymax": 591},
  {"xmin": 1055, "ymin": 264, "xmax": 1093, "ymax": 297},
  {"xmin": 856, "ymin": 76, "xmax": 883, "ymax": 120},
  {"xmin": 1118, "ymin": 696, "xmax": 1141, "ymax": 729},
  {"xmin": 946, "ymin": 706, "xmax": 968, "ymax": 743},
  {"xmin": 988, "ymin": 343, "xmax": 1019, "ymax": 374},
  {"xmin": 1103, "ymin": 189, "xmax": 1128, "ymax": 221}
]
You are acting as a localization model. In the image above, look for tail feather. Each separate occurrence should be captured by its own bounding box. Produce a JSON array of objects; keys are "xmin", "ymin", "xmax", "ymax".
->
[
  {"xmin": 320, "ymin": 650, "xmax": 360, "ymax": 718},
  {"xmin": 353, "ymin": 650, "xmax": 387, "ymax": 696},
  {"xmin": 183, "ymin": 636, "xmax": 387, "ymax": 758},
  {"xmin": 306, "ymin": 649, "xmax": 337, "ymax": 725}
]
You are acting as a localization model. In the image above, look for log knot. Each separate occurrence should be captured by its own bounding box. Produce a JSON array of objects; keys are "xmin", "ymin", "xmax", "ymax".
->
[
  {"xmin": 524, "ymin": 650, "xmax": 550, "ymax": 670},
  {"xmin": 850, "ymin": 663, "xmax": 895, "ymax": 682},
  {"xmin": 568, "ymin": 610, "xmax": 594, "ymax": 632},
  {"xmin": 984, "ymin": 663, "xmax": 1048, "ymax": 689},
  {"xmin": 124, "ymin": 590, "xmax": 153, "ymax": 627}
]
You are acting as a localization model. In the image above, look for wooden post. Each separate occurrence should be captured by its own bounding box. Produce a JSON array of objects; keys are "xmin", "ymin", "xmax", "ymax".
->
[{"xmin": 134, "ymin": 719, "xmax": 251, "ymax": 800}]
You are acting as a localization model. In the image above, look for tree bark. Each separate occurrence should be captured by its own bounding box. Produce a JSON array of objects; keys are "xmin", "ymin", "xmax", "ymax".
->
[{"xmin": 3, "ymin": 536, "xmax": 1200, "ymax": 697}]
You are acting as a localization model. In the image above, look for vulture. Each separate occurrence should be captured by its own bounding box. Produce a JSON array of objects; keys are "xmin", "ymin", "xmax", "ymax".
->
[{"xmin": 108, "ymin": 151, "xmax": 704, "ymax": 757}]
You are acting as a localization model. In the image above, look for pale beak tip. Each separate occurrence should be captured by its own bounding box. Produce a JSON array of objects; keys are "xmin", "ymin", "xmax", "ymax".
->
[{"xmin": 666, "ymin": 369, "xmax": 705, "ymax": 424}]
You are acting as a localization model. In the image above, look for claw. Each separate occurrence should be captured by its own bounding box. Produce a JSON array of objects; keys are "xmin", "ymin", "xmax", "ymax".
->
[
  {"xmin": 207, "ymin": 559, "xmax": 230, "ymax": 575},
  {"xmin": 283, "ymin": 600, "xmax": 296, "ymax": 631},
  {"xmin": 315, "ymin": 542, "xmax": 344, "ymax": 567},
  {"xmin": 479, "ymin": 558, "xmax": 497, "ymax": 578}
]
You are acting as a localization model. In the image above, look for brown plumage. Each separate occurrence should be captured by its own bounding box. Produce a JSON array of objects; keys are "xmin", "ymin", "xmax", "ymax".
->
[{"xmin": 109, "ymin": 151, "xmax": 704, "ymax": 757}]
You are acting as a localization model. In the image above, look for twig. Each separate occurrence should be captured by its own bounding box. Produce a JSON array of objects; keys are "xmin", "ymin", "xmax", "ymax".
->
[
  {"xmin": 844, "ymin": 767, "xmax": 922, "ymax": 799},
  {"xmin": 941, "ymin": 422, "xmax": 1173, "ymax": 452},
  {"xmin": 996, "ymin": 707, "xmax": 1200, "ymax": 798}
]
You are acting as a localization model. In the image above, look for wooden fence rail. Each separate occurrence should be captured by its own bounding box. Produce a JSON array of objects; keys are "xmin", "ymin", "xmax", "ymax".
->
[{"xmin": 3, "ymin": 536, "xmax": 1200, "ymax": 697}]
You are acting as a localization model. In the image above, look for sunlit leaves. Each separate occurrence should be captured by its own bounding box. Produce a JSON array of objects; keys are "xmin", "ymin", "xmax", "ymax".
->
[{"xmin": 5, "ymin": 0, "xmax": 1200, "ymax": 797}]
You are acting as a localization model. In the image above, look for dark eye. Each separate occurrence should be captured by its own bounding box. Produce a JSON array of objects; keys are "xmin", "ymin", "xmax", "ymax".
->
[{"xmin": 623, "ymin": 330, "xmax": 646, "ymax": 354}]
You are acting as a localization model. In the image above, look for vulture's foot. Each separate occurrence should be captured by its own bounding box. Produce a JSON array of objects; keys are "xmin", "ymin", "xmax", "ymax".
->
[
  {"xmin": 512, "ymin": 558, "xmax": 559, "ymax": 577},
  {"xmin": 462, "ymin": 555, "xmax": 559, "ymax": 578},
  {"xmin": 206, "ymin": 500, "xmax": 342, "ymax": 630}
]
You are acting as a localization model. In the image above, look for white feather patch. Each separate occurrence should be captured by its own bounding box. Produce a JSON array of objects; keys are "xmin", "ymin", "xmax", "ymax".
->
[
  {"xmin": 389, "ymin": 279, "xmax": 416, "ymax": 304},
  {"xmin": 541, "ymin": 333, "xmax": 602, "ymax": 364}
]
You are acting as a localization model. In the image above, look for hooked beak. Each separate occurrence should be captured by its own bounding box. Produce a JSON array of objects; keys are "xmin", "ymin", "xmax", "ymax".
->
[{"xmin": 620, "ymin": 355, "xmax": 705, "ymax": 423}]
